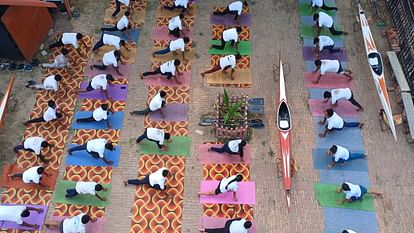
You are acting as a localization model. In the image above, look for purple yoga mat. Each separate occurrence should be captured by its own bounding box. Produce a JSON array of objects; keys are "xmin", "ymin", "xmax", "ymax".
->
[
  {"xmin": 84, "ymin": 61, "xmax": 132, "ymax": 77},
  {"xmin": 149, "ymin": 104, "xmax": 189, "ymax": 121},
  {"xmin": 78, "ymin": 82, "xmax": 128, "ymax": 101},
  {"xmin": 0, "ymin": 204, "xmax": 48, "ymax": 230},
  {"xmin": 152, "ymin": 26, "xmax": 193, "ymax": 40},
  {"xmin": 143, "ymin": 71, "xmax": 191, "ymax": 87},
  {"xmin": 305, "ymin": 72, "xmax": 353, "ymax": 88},
  {"xmin": 209, "ymin": 14, "xmax": 252, "ymax": 26},
  {"xmin": 198, "ymin": 144, "xmax": 251, "ymax": 164},
  {"xmin": 302, "ymin": 47, "xmax": 348, "ymax": 61},
  {"xmin": 45, "ymin": 216, "xmax": 105, "ymax": 233},
  {"xmin": 200, "ymin": 216, "xmax": 258, "ymax": 233},
  {"xmin": 309, "ymin": 99, "xmax": 360, "ymax": 117},
  {"xmin": 199, "ymin": 181, "xmax": 256, "ymax": 205}
]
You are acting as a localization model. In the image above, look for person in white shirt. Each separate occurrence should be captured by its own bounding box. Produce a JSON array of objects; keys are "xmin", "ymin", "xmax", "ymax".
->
[
  {"xmin": 208, "ymin": 139, "xmax": 247, "ymax": 161},
  {"xmin": 201, "ymin": 54, "xmax": 242, "ymax": 80},
  {"xmin": 153, "ymin": 37, "xmax": 191, "ymax": 61},
  {"xmin": 92, "ymin": 33, "xmax": 128, "ymax": 52},
  {"xmin": 213, "ymin": 1, "xmax": 249, "ymax": 23},
  {"xmin": 44, "ymin": 213, "xmax": 96, "ymax": 233},
  {"xmin": 313, "ymin": 35, "xmax": 341, "ymax": 54},
  {"xmin": 319, "ymin": 109, "xmax": 364, "ymax": 137},
  {"xmin": 41, "ymin": 48, "xmax": 70, "ymax": 71},
  {"xmin": 342, "ymin": 230, "xmax": 357, "ymax": 233},
  {"xmin": 101, "ymin": 11, "xmax": 132, "ymax": 39},
  {"xmin": 68, "ymin": 138, "xmax": 115, "ymax": 165},
  {"xmin": 76, "ymin": 104, "xmax": 113, "ymax": 128},
  {"xmin": 198, "ymin": 174, "xmax": 243, "ymax": 201},
  {"xmin": 14, "ymin": 136, "xmax": 52, "ymax": 163},
  {"xmin": 327, "ymin": 144, "xmax": 366, "ymax": 168},
  {"xmin": 168, "ymin": 14, "xmax": 188, "ymax": 38},
  {"xmin": 26, "ymin": 75, "xmax": 62, "ymax": 92},
  {"xmin": 49, "ymin": 33, "xmax": 86, "ymax": 54},
  {"xmin": 131, "ymin": 91, "xmax": 167, "ymax": 117},
  {"xmin": 23, "ymin": 100, "xmax": 63, "ymax": 126},
  {"xmin": 76, "ymin": 74, "xmax": 115, "ymax": 99},
  {"xmin": 0, "ymin": 205, "xmax": 44, "ymax": 229},
  {"xmin": 141, "ymin": 59, "xmax": 183, "ymax": 84},
  {"xmin": 336, "ymin": 182, "xmax": 381, "ymax": 204},
  {"xmin": 65, "ymin": 181, "xmax": 108, "ymax": 201},
  {"xmin": 163, "ymin": 0, "xmax": 195, "ymax": 14},
  {"xmin": 200, "ymin": 218, "xmax": 252, "ymax": 233},
  {"xmin": 91, "ymin": 50, "xmax": 124, "ymax": 76},
  {"xmin": 212, "ymin": 27, "xmax": 242, "ymax": 51},
  {"xmin": 313, "ymin": 12, "xmax": 348, "ymax": 36},
  {"xmin": 311, "ymin": 0, "xmax": 338, "ymax": 11},
  {"xmin": 323, "ymin": 88, "xmax": 363, "ymax": 111},
  {"xmin": 313, "ymin": 59, "xmax": 353, "ymax": 83},
  {"xmin": 124, "ymin": 167, "xmax": 173, "ymax": 197},
  {"xmin": 136, "ymin": 128, "xmax": 172, "ymax": 151},
  {"xmin": 8, "ymin": 166, "xmax": 51, "ymax": 187},
  {"xmin": 112, "ymin": 0, "xmax": 137, "ymax": 17}
]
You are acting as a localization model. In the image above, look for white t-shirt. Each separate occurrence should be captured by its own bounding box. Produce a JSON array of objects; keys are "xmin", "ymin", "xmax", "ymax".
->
[
  {"xmin": 103, "ymin": 50, "xmax": 118, "ymax": 67},
  {"xmin": 311, "ymin": 0, "xmax": 323, "ymax": 7},
  {"xmin": 91, "ymin": 74, "xmax": 108, "ymax": 90},
  {"xmin": 168, "ymin": 16, "xmax": 182, "ymax": 31},
  {"xmin": 43, "ymin": 75, "xmax": 59, "ymax": 91},
  {"xmin": 117, "ymin": 15, "xmax": 129, "ymax": 30},
  {"xmin": 160, "ymin": 60, "xmax": 176, "ymax": 76},
  {"xmin": 320, "ymin": 59, "xmax": 340, "ymax": 75},
  {"xmin": 0, "ymin": 206, "xmax": 26, "ymax": 224},
  {"xmin": 149, "ymin": 167, "xmax": 167, "ymax": 189},
  {"xmin": 344, "ymin": 230, "xmax": 357, "ymax": 233},
  {"xmin": 54, "ymin": 53, "xmax": 67, "ymax": 65},
  {"xmin": 147, "ymin": 128, "xmax": 165, "ymax": 145},
  {"xmin": 318, "ymin": 12, "xmax": 333, "ymax": 28},
  {"xmin": 169, "ymin": 38, "xmax": 185, "ymax": 52},
  {"xmin": 22, "ymin": 166, "xmax": 42, "ymax": 184},
  {"xmin": 331, "ymin": 88, "xmax": 352, "ymax": 104},
  {"xmin": 227, "ymin": 139, "xmax": 242, "ymax": 153},
  {"xmin": 86, "ymin": 139, "xmax": 107, "ymax": 158},
  {"xmin": 326, "ymin": 112, "xmax": 344, "ymax": 129},
  {"xmin": 219, "ymin": 175, "xmax": 239, "ymax": 193},
  {"xmin": 24, "ymin": 136, "xmax": 45, "ymax": 155},
  {"xmin": 62, "ymin": 33, "xmax": 79, "ymax": 48},
  {"xmin": 333, "ymin": 145, "xmax": 350, "ymax": 162},
  {"xmin": 344, "ymin": 182, "xmax": 361, "ymax": 200},
  {"xmin": 62, "ymin": 213, "xmax": 86, "ymax": 233},
  {"xmin": 103, "ymin": 34, "xmax": 121, "ymax": 50},
  {"xmin": 219, "ymin": 55, "xmax": 237, "ymax": 70},
  {"xmin": 75, "ymin": 181, "xmax": 97, "ymax": 195},
  {"xmin": 92, "ymin": 106, "xmax": 108, "ymax": 121},
  {"xmin": 149, "ymin": 93, "xmax": 164, "ymax": 111},
  {"xmin": 175, "ymin": 0, "xmax": 189, "ymax": 8},
  {"xmin": 318, "ymin": 35, "xmax": 334, "ymax": 51},
  {"xmin": 43, "ymin": 107, "xmax": 57, "ymax": 122},
  {"xmin": 228, "ymin": 1, "xmax": 243, "ymax": 15},
  {"xmin": 118, "ymin": 0, "xmax": 130, "ymax": 5},
  {"xmin": 223, "ymin": 28, "xmax": 238, "ymax": 42},
  {"xmin": 229, "ymin": 219, "xmax": 248, "ymax": 233}
]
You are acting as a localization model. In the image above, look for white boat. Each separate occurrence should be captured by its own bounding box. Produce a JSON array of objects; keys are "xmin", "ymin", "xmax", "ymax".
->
[{"xmin": 0, "ymin": 74, "xmax": 15, "ymax": 129}]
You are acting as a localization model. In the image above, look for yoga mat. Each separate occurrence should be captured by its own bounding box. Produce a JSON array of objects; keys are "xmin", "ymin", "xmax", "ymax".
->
[
  {"xmin": 298, "ymin": 0, "xmax": 335, "ymax": 5},
  {"xmin": 78, "ymin": 82, "xmax": 128, "ymax": 101},
  {"xmin": 199, "ymin": 181, "xmax": 256, "ymax": 205},
  {"xmin": 304, "ymin": 72, "xmax": 352, "ymax": 88},
  {"xmin": 300, "ymin": 25, "xmax": 344, "ymax": 39},
  {"xmin": 53, "ymin": 180, "xmax": 111, "ymax": 207},
  {"xmin": 302, "ymin": 47, "xmax": 348, "ymax": 61},
  {"xmin": 209, "ymin": 14, "xmax": 252, "ymax": 26},
  {"xmin": 139, "ymin": 136, "xmax": 191, "ymax": 156},
  {"xmin": 208, "ymin": 40, "xmax": 251, "ymax": 55},
  {"xmin": 304, "ymin": 60, "xmax": 348, "ymax": 72},
  {"xmin": 151, "ymin": 48, "xmax": 195, "ymax": 62},
  {"xmin": 308, "ymin": 99, "xmax": 360, "ymax": 117},
  {"xmin": 156, "ymin": 5, "xmax": 197, "ymax": 18},
  {"xmin": 319, "ymin": 169, "xmax": 371, "ymax": 187},
  {"xmin": 314, "ymin": 183, "xmax": 375, "ymax": 211},
  {"xmin": 299, "ymin": 3, "xmax": 336, "ymax": 16},
  {"xmin": 248, "ymin": 98, "xmax": 264, "ymax": 106},
  {"xmin": 45, "ymin": 217, "xmax": 106, "ymax": 233},
  {"xmin": 198, "ymin": 143, "xmax": 252, "ymax": 164},
  {"xmin": 300, "ymin": 15, "xmax": 338, "ymax": 26},
  {"xmin": 312, "ymin": 148, "xmax": 368, "ymax": 171},
  {"xmin": 323, "ymin": 208, "xmax": 379, "ymax": 233},
  {"xmin": 0, "ymin": 164, "xmax": 58, "ymax": 191},
  {"xmin": 149, "ymin": 104, "xmax": 189, "ymax": 121},
  {"xmin": 309, "ymin": 88, "xmax": 332, "ymax": 99},
  {"xmin": 199, "ymin": 216, "xmax": 257, "ymax": 233},
  {"xmin": 152, "ymin": 27, "xmax": 194, "ymax": 40},
  {"xmin": 65, "ymin": 144, "xmax": 121, "ymax": 167},
  {"xmin": 89, "ymin": 43, "xmax": 137, "ymax": 64},
  {"xmin": 143, "ymin": 71, "xmax": 191, "ymax": 87},
  {"xmin": 71, "ymin": 111, "xmax": 124, "ymax": 129},
  {"xmin": 84, "ymin": 61, "xmax": 132, "ymax": 77},
  {"xmin": 0, "ymin": 204, "xmax": 48, "ymax": 230},
  {"xmin": 206, "ymin": 69, "xmax": 252, "ymax": 85},
  {"xmin": 103, "ymin": 8, "xmax": 146, "ymax": 26},
  {"xmin": 104, "ymin": 28, "xmax": 141, "ymax": 42},
  {"xmin": 303, "ymin": 38, "xmax": 344, "ymax": 47}
]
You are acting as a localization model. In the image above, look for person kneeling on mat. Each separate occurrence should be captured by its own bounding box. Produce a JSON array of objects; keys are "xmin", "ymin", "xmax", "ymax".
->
[
  {"xmin": 44, "ymin": 213, "xmax": 97, "ymax": 233},
  {"xmin": 201, "ymin": 54, "xmax": 241, "ymax": 80},
  {"xmin": 124, "ymin": 167, "xmax": 174, "ymax": 198},
  {"xmin": 313, "ymin": 59, "xmax": 353, "ymax": 84},
  {"xmin": 313, "ymin": 35, "xmax": 341, "ymax": 54},
  {"xmin": 213, "ymin": 1, "xmax": 249, "ymax": 23},
  {"xmin": 323, "ymin": 88, "xmax": 363, "ymax": 111},
  {"xmin": 8, "ymin": 166, "xmax": 51, "ymax": 188},
  {"xmin": 326, "ymin": 145, "xmax": 366, "ymax": 168},
  {"xmin": 76, "ymin": 104, "xmax": 113, "ymax": 128},
  {"xmin": 208, "ymin": 139, "xmax": 247, "ymax": 162},
  {"xmin": 0, "ymin": 205, "xmax": 44, "ymax": 229},
  {"xmin": 153, "ymin": 37, "xmax": 191, "ymax": 62},
  {"xmin": 199, "ymin": 218, "xmax": 252, "ymax": 233},
  {"xmin": 141, "ymin": 59, "xmax": 183, "ymax": 84},
  {"xmin": 336, "ymin": 182, "xmax": 382, "ymax": 204},
  {"xmin": 319, "ymin": 109, "xmax": 364, "ymax": 138},
  {"xmin": 23, "ymin": 100, "xmax": 63, "ymax": 127},
  {"xmin": 198, "ymin": 174, "xmax": 243, "ymax": 201},
  {"xmin": 68, "ymin": 138, "xmax": 115, "ymax": 165},
  {"xmin": 65, "ymin": 181, "xmax": 108, "ymax": 201},
  {"xmin": 135, "ymin": 128, "xmax": 172, "ymax": 151},
  {"xmin": 75, "ymin": 74, "xmax": 115, "ymax": 100},
  {"xmin": 14, "ymin": 136, "xmax": 53, "ymax": 163},
  {"xmin": 130, "ymin": 91, "xmax": 167, "ymax": 118}
]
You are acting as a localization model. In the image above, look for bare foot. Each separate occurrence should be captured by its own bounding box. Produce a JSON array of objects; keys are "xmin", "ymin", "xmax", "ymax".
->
[
  {"xmin": 200, "ymin": 73, "xmax": 205, "ymax": 78},
  {"xmin": 356, "ymin": 107, "xmax": 364, "ymax": 112},
  {"xmin": 140, "ymin": 74, "xmax": 144, "ymax": 79},
  {"xmin": 344, "ymin": 32, "xmax": 349, "ymax": 35},
  {"xmin": 359, "ymin": 123, "xmax": 364, "ymax": 128},
  {"xmin": 123, "ymin": 181, "xmax": 128, "ymax": 186},
  {"xmin": 90, "ymin": 65, "xmax": 94, "ymax": 70}
]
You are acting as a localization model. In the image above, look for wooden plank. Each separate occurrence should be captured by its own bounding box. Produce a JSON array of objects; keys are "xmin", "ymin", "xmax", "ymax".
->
[{"xmin": 387, "ymin": 51, "xmax": 411, "ymax": 92}]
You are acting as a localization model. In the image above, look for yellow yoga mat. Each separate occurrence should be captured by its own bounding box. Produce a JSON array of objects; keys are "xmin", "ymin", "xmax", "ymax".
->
[{"xmin": 206, "ymin": 69, "xmax": 252, "ymax": 85}]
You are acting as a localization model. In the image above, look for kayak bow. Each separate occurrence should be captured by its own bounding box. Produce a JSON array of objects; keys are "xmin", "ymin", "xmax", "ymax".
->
[{"xmin": 0, "ymin": 74, "xmax": 15, "ymax": 129}]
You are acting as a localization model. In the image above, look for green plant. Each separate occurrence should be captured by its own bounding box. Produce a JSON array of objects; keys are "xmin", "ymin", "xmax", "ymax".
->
[{"xmin": 220, "ymin": 89, "xmax": 243, "ymax": 125}]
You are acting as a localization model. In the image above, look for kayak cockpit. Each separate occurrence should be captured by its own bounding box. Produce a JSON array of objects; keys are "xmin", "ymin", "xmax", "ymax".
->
[
  {"xmin": 277, "ymin": 102, "xmax": 291, "ymax": 130},
  {"xmin": 368, "ymin": 52, "xmax": 383, "ymax": 76}
]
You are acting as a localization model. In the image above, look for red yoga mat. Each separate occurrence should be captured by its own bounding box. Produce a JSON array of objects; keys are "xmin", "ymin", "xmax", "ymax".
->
[
  {"xmin": 305, "ymin": 72, "xmax": 353, "ymax": 88},
  {"xmin": 199, "ymin": 216, "xmax": 258, "ymax": 233},
  {"xmin": 308, "ymin": 99, "xmax": 360, "ymax": 117},
  {"xmin": 0, "ymin": 164, "xmax": 58, "ymax": 191},
  {"xmin": 199, "ymin": 180, "xmax": 256, "ymax": 205},
  {"xmin": 143, "ymin": 71, "xmax": 191, "ymax": 86},
  {"xmin": 152, "ymin": 26, "xmax": 194, "ymax": 40},
  {"xmin": 198, "ymin": 143, "xmax": 251, "ymax": 164}
]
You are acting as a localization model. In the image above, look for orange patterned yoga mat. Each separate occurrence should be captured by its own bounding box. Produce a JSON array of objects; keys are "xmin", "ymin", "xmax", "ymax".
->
[
  {"xmin": 203, "ymin": 164, "xmax": 250, "ymax": 181},
  {"xmin": 203, "ymin": 203, "xmax": 253, "ymax": 220},
  {"xmin": 210, "ymin": 55, "xmax": 250, "ymax": 69},
  {"xmin": 64, "ymin": 165, "xmax": 113, "ymax": 184},
  {"xmin": 212, "ymin": 25, "xmax": 250, "ymax": 41},
  {"xmin": 54, "ymin": 203, "xmax": 105, "ymax": 218},
  {"xmin": 156, "ymin": 17, "xmax": 194, "ymax": 28},
  {"xmin": 72, "ymin": 129, "xmax": 120, "ymax": 144},
  {"xmin": 16, "ymin": 141, "xmax": 65, "ymax": 171},
  {"xmin": 144, "ymin": 116, "xmax": 188, "ymax": 136},
  {"xmin": 80, "ymin": 99, "xmax": 126, "ymax": 112},
  {"xmin": 1, "ymin": 187, "xmax": 52, "ymax": 206},
  {"xmin": 110, "ymin": 0, "xmax": 148, "ymax": 12},
  {"xmin": 147, "ymin": 85, "xmax": 190, "ymax": 104}
]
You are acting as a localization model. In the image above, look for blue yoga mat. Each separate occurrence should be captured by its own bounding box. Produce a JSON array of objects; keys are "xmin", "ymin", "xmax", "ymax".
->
[
  {"xmin": 319, "ymin": 169, "xmax": 371, "ymax": 187},
  {"xmin": 323, "ymin": 208, "xmax": 379, "ymax": 233},
  {"xmin": 104, "ymin": 28, "xmax": 141, "ymax": 42},
  {"xmin": 312, "ymin": 148, "xmax": 368, "ymax": 171},
  {"xmin": 65, "ymin": 144, "xmax": 121, "ymax": 167},
  {"xmin": 72, "ymin": 111, "xmax": 124, "ymax": 129},
  {"xmin": 303, "ymin": 38, "xmax": 344, "ymax": 48},
  {"xmin": 308, "ymin": 88, "xmax": 333, "ymax": 99},
  {"xmin": 300, "ymin": 16, "xmax": 339, "ymax": 26},
  {"xmin": 305, "ymin": 60, "xmax": 348, "ymax": 72}
]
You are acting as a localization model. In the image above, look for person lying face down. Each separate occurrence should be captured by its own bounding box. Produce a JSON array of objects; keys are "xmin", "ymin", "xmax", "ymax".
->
[
  {"xmin": 336, "ymin": 182, "xmax": 382, "ymax": 204},
  {"xmin": 65, "ymin": 181, "xmax": 108, "ymax": 201}
]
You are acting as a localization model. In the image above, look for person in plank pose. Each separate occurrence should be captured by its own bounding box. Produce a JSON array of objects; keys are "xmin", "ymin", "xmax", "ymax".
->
[
  {"xmin": 208, "ymin": 139, "xmax": 247, "ymax": 162},
  {"xmin": 14, "ymin": 136, "xmax": 53, "ymax": 163},
  {"xmin": 162, "ymin": 0, "xmax": 195, "ymax": 15},
  {"xmin": 49, "ymin": 33, "xmax": 87, "ymax": 55},
  {"xmin": 336, "ymin": 182, "xmax": 382, "ymax": 204},
  {"xmin": 168, "ymin": 14, "xmax": 189, "ymax": 38},
  {"xmin": 153, "ymin": 37, "xmax": 191, "ymax": 62},
  {"xmin": 44, "ymin": 213, "xmax": 97, "ymax": 232},
  {"xmin": 323, "ymin": 88, "xmax": 363, "ymax": 111},
  {"xmin": 92, "ymin": 33, "xmax": 129, "ymax": 52},
  {"xmin": 319, "ymin": 109, "xmax": 364, "ymax": 138},
  {"xmin": 313, "ymin": 35, "xmax": 341, "ymax": 54},
  {"xmin": 213, "ymin": 1, "xmax": 249, "ymax": 23},
  {"xmin": 312, "ymin": 59, "xmax": 353, "ymax": 83},
  {"xmin": 199, "ymin": 218, "xmax": 252, "ymax": 233},
  {"xmin": 90, "ymin": 50, "xmax": 124, "ymax": 76},
  {"xmin": 0, "ymin": 205, "xmax": 44, "ymax": 229},
  {"xmin": 311, "ymin": 0, "xmax": 338, "ymax": 11},
  {"xmin": 326, "ymin": 144, "xmax": 366, "ymax": 168},
  {"xmin": 23, "ymin": 100, "xmax": 63, "ymax": 127},
  {"xmin": 201, "ymin": 54, "xmax": 242, "ymax": 80},
  {"xmin": 211, "ymin": 27, "xmax": 242, "ymax": 52},
  {"xmin": 135, "ymin": 128, "xmax": 172, "ymax": 151},
  {"xmin": 8, "ymin": 166, "xmax": 51, "ymax": 188},
  {"xmin": 130, "ymin": 91, "xmax": 167, "ymax": 118},
  {"xmin": 26, "ymin": 75, "xmax": 62, "ymax": 93},
  {"xmin": 76, "ymin": 104, "xmax": 114, "ymax": 128},
  {"xmin": 101, "ymin": 11, "xmax": 132, "ymax": 40},
  {"xmin": 198, "ymin": 174, "xmax": 243, "ymax": 201},
  {"xmin": 68, "ymin": 138, "xmax": 115, "ymax": 165},
  {"xmin": 124, "ymin": 167, "xmax": 174, "ymax": 198},
  {"xmin": 313, "ymin": 12, "xmax": 348, "ymax": 36},
  {"xmin": 141, "ymin": 59, "xmax": 183, "ymax": 84},
  {"xmin": 65, "ymin": 181, "xmax": 108, "ymax": 201},
  {"xmin": 75, "ymin": 74, "xmax": 115, "ymax": 100}
]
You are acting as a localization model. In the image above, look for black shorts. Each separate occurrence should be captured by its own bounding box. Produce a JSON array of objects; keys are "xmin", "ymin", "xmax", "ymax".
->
[
  {"xmin": 215, "ymin": 181, "xmax": 222, "ymax": 195},
  {"xmin": 336, "ymin": 62, "xmax": 344, "ymax": 74},
  {"xmin": 86, "ymin": 82, "xmax": 94, "ymax": 91},
  {"xmin": 59, "ymin": 220, "xmax": 64, "ymax": 233}
]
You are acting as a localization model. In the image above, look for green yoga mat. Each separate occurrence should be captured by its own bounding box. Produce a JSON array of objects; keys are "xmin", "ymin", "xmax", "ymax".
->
[
  {"xmin": 208, "ymin": 40, "xmax": 252, "ymax": 55},
  {"xmin": 300, "ymin": 25, "xmax": 344, "ymax": 39},
  {"xmin": 314, "ymin": 183, "xmax": 375, "ymax": 211},
  {"xmin": 299, "ymin": 4, "xmax": 336, "ymax": 16},
  {"xmin": 54, "ymin": 180, "xmax": 111, "ymax": 207},
  {"xmin": 139, "ymin": 136, "xmax": 191, "ymax": 156}
]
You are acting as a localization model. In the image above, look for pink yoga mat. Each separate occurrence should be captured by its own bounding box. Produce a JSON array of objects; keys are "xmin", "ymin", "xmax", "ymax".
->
[
  {"xmin": 198, "ymin": 143, "xmax": 251, "ymax": 164},
  {"xmin": 302, "ymin": 47, "xmax": 348, "ymax": 61},
  {"xmin": 78, "ymin": 82, "xmax": 128, "ymax": 101},
  {"xmin": 209, "ymin": 14, "xmax": 252, "ymax": 26},
  {"xmin": 45, "ymin": 216, "xmax": 105, "ymax": 233},
  {"xmin": 150, "ymin": 104, "xmax": 189, "ymax": 121},
  {"xmin": 305, "ymin": 72, "xmax": 353, "ymax": 88},
  {"xmin": 0, "ymin": 204, "xmax": 48, "ymax": 231},
  {"xmin": 84, "ymin": 61, "xmax": 131, "ymax": 77},
  {"xmin": 199, "ymin": 181, "xmax": 256, "ymax": 205},
  {"xmin": 152, "ymin": 26, "xmax": 194, "ymax": 40},
  {"xmin": 199, "ymin": 216, "xmax": 258, "ymax": 233},
  {"xmin": 143, "ymin": 71, "xmax": 191, "ymax": 86},
  {"xmin": 309, "ymin": 99, "xmax": 360, "ymax": 117}
]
